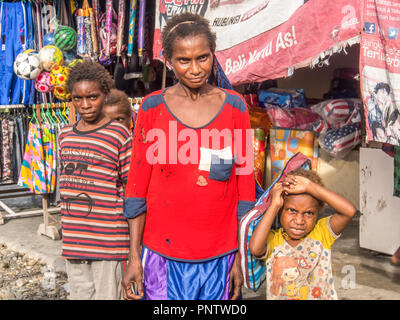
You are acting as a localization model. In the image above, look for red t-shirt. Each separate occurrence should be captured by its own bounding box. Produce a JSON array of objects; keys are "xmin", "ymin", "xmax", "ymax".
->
[{"xmin": 124, "ymin": 88, "xmax": 255, "ymax": 261}]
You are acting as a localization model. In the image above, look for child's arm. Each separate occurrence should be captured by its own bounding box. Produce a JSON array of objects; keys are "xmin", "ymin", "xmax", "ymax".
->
[
  {"xmin": 284, "ymin": 175, "xmax": 357, "ymax": 235},
  {"xmin": 248, "ymin": 182, "xmax": 285, "ymax": 257}
]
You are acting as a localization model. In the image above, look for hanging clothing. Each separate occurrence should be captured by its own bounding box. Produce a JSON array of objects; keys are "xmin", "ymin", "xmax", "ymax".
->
[
  {"xmin": 0, "ymin": 1, "xmax": 34, "ymax": 105},
  {"xmin": 18, "ymin": 122, "xmax": 48, "ymax": 194}
]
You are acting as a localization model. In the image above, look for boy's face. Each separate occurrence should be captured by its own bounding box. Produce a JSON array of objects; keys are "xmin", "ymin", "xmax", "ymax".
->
[
  {"xmin": 103, "ymin": 105, "xmax": 131, "ymax": 129},
  {"xmin": 280, "ymin": 194, "xmax": 320, "ymax": 240},
  {"xmin": 71, "ymin": 81, "xmax": 106, "ymax": 124}
]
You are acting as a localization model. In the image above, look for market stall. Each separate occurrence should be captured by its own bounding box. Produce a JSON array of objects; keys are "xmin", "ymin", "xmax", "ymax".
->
[{"xmin": 0, "ymin": 0, "xmax": 160, "ymax": 239}]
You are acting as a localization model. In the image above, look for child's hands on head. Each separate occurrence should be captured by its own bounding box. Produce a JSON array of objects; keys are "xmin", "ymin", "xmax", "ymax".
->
[
  {"xmin": 282, "ymin": 174, "xmax": 312, "ymax": 195},
  {"xmin": 270, "ymin": 182, "xmax": 286, "ymax": 209}
]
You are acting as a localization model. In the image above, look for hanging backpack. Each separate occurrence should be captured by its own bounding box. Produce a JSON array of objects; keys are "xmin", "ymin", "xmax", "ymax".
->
[{"xmin": 238, "ymin": 152, "xmax": 310, "ymax": 292}]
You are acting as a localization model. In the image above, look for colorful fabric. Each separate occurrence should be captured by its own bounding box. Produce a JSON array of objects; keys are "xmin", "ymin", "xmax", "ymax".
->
[
  {"xmin": 42, "ymin": 124, "xmax": 57, "ymax": 193},
  {"xmin": 259, "ymin": 88, "xmax": 306, "ymax": 109},
  {"xmin": 18, "ymin": 122, "xmax": 48, "ymax": 194},
  {"xmin": 239, "ymin": 152, "xmax": 309, "ymax": 292},
  {"xmin": 141, "ymin": 247, "xmax": 235, "ymax": 300},
  {"xmin": 124, "ymin": 89, "xmax": 255, "ymax": 262},
  {"xmin": 266, "ymin": 106, "xmax": 321, "ymax": 130},
  {"xmin": 59, "ymin": 120, "xmax": 132, "ymax": 260},
  {"xmin": 263, "ymin": 216, "xmax": 339, "ymax": 300},
  {"xmin": 1, "ymin": 119, "xmax": 14, "ymax": 183},
  {"xmin": 270, "ymin": 128, "xmax": 318, "ymax": 182}
]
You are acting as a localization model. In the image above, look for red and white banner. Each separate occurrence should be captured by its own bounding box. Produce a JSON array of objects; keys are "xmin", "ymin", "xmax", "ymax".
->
[
  {"xmin": 153, "ymin": 0, "xmax": 361, "ymax": 85},
  {"xmin": 360, "ymin": 0, "xmax": 400, "ymax": 146}
]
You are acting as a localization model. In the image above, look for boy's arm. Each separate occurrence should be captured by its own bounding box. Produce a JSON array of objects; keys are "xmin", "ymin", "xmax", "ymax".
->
[
  {"xmin": 310, "ymin": 183, "xmax": 357, "ymax": 235},
  {"xmin": 248, "ymin": 183, "xmax": 284, "ymax": 257}
]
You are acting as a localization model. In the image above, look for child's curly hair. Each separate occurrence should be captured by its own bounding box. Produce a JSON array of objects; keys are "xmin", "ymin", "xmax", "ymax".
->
[
  {"xmin": 161, "ymin": 12, "xmax": 216, "ymax": 61},
  {"xmin": 287, "ymin": 169, "xmax": 325, "ymax": 208},
  {"xmin": 104, "ymin": 89, "xmax": 132, "ymax": 118},
  {"xmin": 66, "ymin": 59, "xmax": 114, "ymax": 95}
]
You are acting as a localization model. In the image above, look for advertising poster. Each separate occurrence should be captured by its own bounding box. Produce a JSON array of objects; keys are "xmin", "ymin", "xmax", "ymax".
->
[
  {"xmin": 360, "ymin": 0, "xmax": 400, "ymax": 146},
  {"xmin": 154, "ymin": 0, "xmax": 361, "ymax": 85}
]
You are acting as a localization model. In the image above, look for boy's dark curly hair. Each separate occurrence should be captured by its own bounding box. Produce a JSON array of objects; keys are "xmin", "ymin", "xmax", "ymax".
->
[
  {"xmin": 66, "ymin": 59, "xmax": 114, "ymax": 95},
  {"xmin": 104, "ymin": 89, "xmax": 132, "ymax": 118},
  {"xmin": 161, "ymin": 12, "xmax": 216, "ymax": 61},
  {"xmin": 287, "ymin": 168, "xmax": 325, "ymax": 208}
]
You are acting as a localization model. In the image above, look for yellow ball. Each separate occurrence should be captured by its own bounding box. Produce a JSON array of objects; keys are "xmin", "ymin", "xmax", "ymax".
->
[
  {"xmin": 53, "ymin": 85, "xmax": 71, "ymax": 101},
  {"xmin": 38, "ymin": 45, "xmax": 64, "ymax": 71},
  {"xmin": 49, "ymin": 65, "xmax": 70, "ymax": 87}
]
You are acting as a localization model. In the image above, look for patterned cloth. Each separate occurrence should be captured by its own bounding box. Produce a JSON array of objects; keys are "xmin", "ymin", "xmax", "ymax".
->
[
  {"xmin": 269, "ymin": 128, "xmax": 318, "ymax": 182},
  {"xmin": 1, "ymin": 119, "xmax": 14, "ymax": 184},
  {"xmin": 59, "ymin": 120, "xmax": 132, "ymax": 260},
  {"xmin": 262, "ymin": 216, "xmax": 340, "ymax": 300},
  {"xmin": 18, "ymin": 122, "xmax": 48, "ymax": 194}
]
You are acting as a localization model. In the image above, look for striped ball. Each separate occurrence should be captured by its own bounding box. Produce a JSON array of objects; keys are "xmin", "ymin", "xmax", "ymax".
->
[{"xmin": 54, "ymin": 26, "xmax": 77, "ymax": 51}]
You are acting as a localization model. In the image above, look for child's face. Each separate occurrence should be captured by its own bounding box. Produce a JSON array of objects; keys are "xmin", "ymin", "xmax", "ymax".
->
[
  {"xmin": 71, "ymin": 81, "xmax": 106, "ymax": 124},
  {"xmin": 280, "ymin": 194, "xmax": 320, "ymax": 240},
  {"xmin": 103, "ymin": 105, "xmax": 131, "ymax": 129}
]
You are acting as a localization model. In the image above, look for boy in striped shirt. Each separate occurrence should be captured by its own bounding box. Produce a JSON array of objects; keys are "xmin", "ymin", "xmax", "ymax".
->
[{"xmin": 60, "ymin": 60, "xmax": 132, "ymax": 300}]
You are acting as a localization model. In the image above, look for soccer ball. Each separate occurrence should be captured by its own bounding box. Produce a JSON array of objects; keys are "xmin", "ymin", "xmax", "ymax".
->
[
  {"xmin": 13, "ymin": 51, "xmax": 42, "ymax": 80},
  {"xmin": 38, "ymin": 45, "xmax": 63, "ymax": 71},
  {"xmin": 34, "ymin": 71, "xmax": 53, "ymax": 93},
  {"xmin": 50, "ymin": 66, "xmax": 70, "ymax": 87},
  {"xmin": 53, "ymin": 85, "xmax": 71, "ymax": 101}
]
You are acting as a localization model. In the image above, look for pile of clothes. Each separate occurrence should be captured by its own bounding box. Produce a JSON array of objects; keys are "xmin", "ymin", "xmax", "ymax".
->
[{"xmin": 257, "ymin": 87, "xmax": 362, "ymax": 158}]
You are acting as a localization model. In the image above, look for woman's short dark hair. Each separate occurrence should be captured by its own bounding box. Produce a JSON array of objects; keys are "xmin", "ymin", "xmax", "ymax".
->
[
  {"xmin": 66, "ymin": 59, "xmax": 114, "ymax": 95},
  {"xmin": 161, "ymin": 12, "xmax": 216, "ymax": 61}
]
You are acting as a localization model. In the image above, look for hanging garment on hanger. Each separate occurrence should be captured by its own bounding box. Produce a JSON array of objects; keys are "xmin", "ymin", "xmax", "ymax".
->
[
  {"xmin": 18, "ymin": 120, "xmax": 48, "ymax": 194},
  {"xmin": 0, "ymin": 1, "xmax": 34, "ymax": 105},
  {"xmin": 1, "ymin": 118, "xmax": 14, "ymax": 184}
]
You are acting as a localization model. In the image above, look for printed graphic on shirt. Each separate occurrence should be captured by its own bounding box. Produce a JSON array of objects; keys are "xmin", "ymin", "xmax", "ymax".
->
[{"xmin": 265, "ymin": 217, "xmax": 338, "ymax": 300}]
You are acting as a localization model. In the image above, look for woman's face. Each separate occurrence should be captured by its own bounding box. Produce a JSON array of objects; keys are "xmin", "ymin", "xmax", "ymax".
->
[{"xmin": 169, "ymin": 34, "xmax": 213, "ymax": 90}]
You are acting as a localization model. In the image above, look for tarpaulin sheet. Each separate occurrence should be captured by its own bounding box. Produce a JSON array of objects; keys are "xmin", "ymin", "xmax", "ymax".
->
[
  {"xmin": 153, "ymin": 0, "xmax": 361, "ymax": 85},
  {"xmin": 360, "ymin": 0, "xmax": 400, "ymax": 146}
]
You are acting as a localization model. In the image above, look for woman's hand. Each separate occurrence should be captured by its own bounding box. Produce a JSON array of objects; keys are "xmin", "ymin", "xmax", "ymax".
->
[{"xmin": 122, "ymin": 257, "xmax": 144, "ymax": 300}]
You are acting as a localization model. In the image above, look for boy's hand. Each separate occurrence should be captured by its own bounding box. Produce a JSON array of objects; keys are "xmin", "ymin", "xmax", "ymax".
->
[
  {"xmin": 283, "ymin": 175, "xmax": 312, "ymax": 195},
  {"xmin": 270, "ymin": 182, "xmax": 285, "ymax": 209}
]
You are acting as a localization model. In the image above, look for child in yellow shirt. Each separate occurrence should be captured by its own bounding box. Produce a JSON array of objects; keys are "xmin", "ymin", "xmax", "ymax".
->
[{"xmin": 249, "ymin": 169, "xmax": 357, "ymax": 300}]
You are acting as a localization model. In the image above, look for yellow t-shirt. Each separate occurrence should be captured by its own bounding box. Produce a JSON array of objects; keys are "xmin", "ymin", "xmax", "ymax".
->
[{"xmin": 263, "ymin": 216, "xmax": 340, "ymax": 300}]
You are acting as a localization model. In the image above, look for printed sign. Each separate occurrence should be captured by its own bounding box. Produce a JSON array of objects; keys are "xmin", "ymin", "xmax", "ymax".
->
[
  {"xmin": 154, "ymin": 0, "xmax": 361, "ymax": 85},
  {"xmin": 360, "ymin": 0, "xmax": 400, "ymax": 146}
]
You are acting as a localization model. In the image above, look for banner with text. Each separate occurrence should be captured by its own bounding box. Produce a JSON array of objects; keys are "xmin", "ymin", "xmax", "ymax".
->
[
  {"xmin": 154, "ymin": 0, "xmax": 361, "ymax": 85},
  {"xmin": 360, "ymin": 0, "xmax": 400, "ymax": 146}
]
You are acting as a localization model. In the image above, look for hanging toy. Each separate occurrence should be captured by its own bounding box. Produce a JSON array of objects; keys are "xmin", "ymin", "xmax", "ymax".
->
[
  {"xmin": 43, "ymin": 32, "xmax": 55, "ymax": 46},
  {"xmin": 49, "ymin": 65, "xmax": 70, "ymax": 88},
  {"xmin": 13, "ymin": 51, "xmax": 42, "ymax": 80},
  {"xmin": 53, "ymin": 85, "xmax": 71, "ymax": 101},
  {"xmin": 68, "ymin": 59, "xmax": 83, "ymax": 68},
  {"xmin": 82, "ymin": 0, "xmax": 93, "ymax": 57},
  {"xmin": 34, "ymin": 71, "xmax": 53, "ymax": 93},
  {"xmin": 63, "ymin": 49, "xmax": 79, "ymax": 65},
  {"xmin": 138, "ymin": 0, "xmax": 146, "ymax": 65},
  {"xmin": 38, "ymin": 45, "xmax": 64, "ymax": 71},
  {"xmin": 104, "ymin": 0, "xmax": 113, "ymax": 57},
  {"xmin": 54, "ymin": 26, "xmax": 77, "ymax": 51},
  {"xmin": 76, "ymin": 12, "xmax": 86, "ymax": 57}
]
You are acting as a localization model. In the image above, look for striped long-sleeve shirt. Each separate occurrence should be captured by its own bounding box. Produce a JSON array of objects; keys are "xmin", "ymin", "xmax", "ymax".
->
[{"xmin": 59, "ymin": 120, "xmax": 132, "ymax": 260}]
